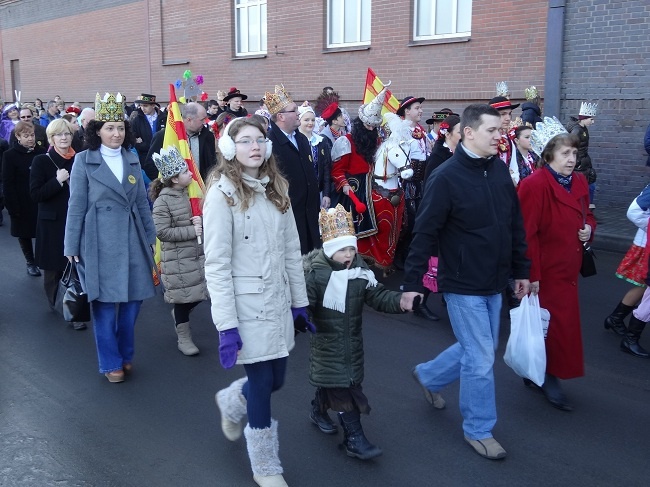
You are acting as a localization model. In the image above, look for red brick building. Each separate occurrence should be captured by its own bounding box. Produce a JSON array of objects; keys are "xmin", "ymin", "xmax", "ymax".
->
[{"xmin": 1, "ymin": 0, "xmax": 648, "ymax": 206}]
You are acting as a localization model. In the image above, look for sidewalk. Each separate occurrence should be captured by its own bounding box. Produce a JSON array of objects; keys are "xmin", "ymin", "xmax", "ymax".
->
[{"xmin": 591, "ymin": 205, "xmax": 636, "ymax": 253}]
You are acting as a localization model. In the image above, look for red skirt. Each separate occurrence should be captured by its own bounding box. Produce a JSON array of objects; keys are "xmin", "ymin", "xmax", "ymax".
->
[
  {"xmin": 615, "ymin": 244, "xmax": 648, "ymax": 287},
  {"xmin": 358, "ymin": 189, "xmax": 405, "ymax": 269}
]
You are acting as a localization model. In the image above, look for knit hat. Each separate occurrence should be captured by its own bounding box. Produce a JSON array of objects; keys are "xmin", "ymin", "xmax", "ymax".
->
[{"xmin": 319, "ymin": 205, "xmax": 358, "ymax": 258}]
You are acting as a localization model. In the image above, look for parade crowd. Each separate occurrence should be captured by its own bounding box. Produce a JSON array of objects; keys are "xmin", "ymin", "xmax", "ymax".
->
[{"xmin": 2, "ymin": 79, "xmax": 649, "ymax": 487}]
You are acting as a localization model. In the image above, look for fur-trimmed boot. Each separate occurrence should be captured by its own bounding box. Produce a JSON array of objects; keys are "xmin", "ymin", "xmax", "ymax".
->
[
  {"xmin": 244, "ymin": 420, "xmax": 288, "ymax": 487},
  {"xmin": 604, "ymin": 302, "xmax": 634, "ymax": 336},
  {"xmin": 338, "ymin": 411, "xmax": 382, "ymax": 460},
  {"xmin": 175, "ymin": 322, "xmax": 199, "ymax": 355},
  {"xmin": 215, "ymin": 377, "xmax": 248, "ymax": 441}
]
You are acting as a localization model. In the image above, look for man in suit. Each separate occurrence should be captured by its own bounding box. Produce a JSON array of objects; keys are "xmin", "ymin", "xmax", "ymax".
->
[{"xmin": 265, "ymin": 85, "xmax": 321, "ymax": 254}]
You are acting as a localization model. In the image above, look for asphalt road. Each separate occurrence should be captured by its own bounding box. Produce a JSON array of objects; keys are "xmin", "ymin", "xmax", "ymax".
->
[{"xmin": 1, "ymin": 218, "xmax": 649, "ymax": 487}]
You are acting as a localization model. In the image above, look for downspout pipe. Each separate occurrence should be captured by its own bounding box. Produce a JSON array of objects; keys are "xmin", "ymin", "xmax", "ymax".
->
[{"xmin": 544, "ymin": 0, "xmax": 566, "ymax": 118}]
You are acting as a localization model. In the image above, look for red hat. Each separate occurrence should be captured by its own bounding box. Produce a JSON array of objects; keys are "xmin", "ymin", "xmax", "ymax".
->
[
  {"xmin": 321, "ymin": 102, "xmax": 340, "ymax": 121},
  {"xmin": 65, "ymin": 106, "xmax": 81, "ymax": 115}
]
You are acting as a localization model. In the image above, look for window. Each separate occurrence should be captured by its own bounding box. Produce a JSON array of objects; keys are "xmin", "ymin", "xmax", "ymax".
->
[
  {"xmin": 413, "ymin": 0, "xmax": 472, "ymax": 40},
  {"xmin": 327, "ymin": 0, "xmax": 371, "ymax": 48},
  {"xmin": 235, "ymin": 0, "xmax": 267, "ymax": 56}
]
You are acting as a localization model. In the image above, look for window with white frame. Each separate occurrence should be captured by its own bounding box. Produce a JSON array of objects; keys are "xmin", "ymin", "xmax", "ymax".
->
[
  {"xmin": 327, "ymin": 0, "xmax": 371, "ymax": 48},
  {"xmin": 235, "ymin": 0, "xmax": 267, "ymax": 56},
  {"xmin": 413, "ymin": 0, "xmax": 472, "ymax": 40}
]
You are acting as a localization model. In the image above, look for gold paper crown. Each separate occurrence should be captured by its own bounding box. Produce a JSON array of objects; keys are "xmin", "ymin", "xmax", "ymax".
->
[
  {"xmin": 319, "ymin": 204, "xmax": 355, "ymax": 242},
  {"xmin": 579, "ymin": 102, "xmax": 598, "ymax": 117},
  {"xmin": 264, "ymin": 85, "xmax": 293, "ymax": 115},
  {"xmin": 496, "ymin": 81, "xmax": 510, "ymax": 98},
  {"xmin": 95, "ymin": 92, "xmax": 125, "ymax": 122},
  {"xmin": 524, "ymin": 86, "xmax": 539, "ymax": 101}
]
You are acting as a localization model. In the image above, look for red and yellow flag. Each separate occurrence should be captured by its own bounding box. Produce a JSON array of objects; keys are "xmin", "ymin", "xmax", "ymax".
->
[
  {"xmin": 362, "ymin": 68, "xmax": 400, "ymax": 117},
  {"xmin": 153, "ymin": 84, "xmax": 206, "ymax": 285},
  {"xmin": 163, "ymin": 83, "xmax": 205, "ymax": 216}
]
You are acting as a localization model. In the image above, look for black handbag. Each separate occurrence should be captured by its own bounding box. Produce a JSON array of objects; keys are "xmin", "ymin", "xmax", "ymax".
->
[
  {"xmin": 57, "ymin": 261, "xmax": 91, "ymax": 322},
  {"xmin": 579, "ymin": 200, "xmax": 597, "ymax": 278}
]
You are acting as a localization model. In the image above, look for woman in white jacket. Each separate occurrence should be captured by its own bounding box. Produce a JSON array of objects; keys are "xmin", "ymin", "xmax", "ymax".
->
[
  {"xmin": 203, "ymin": 117, "xmax": 310, "ymax": 487},
  {"xmin": 603, "ymin": 184, "xmax": 650, "ymax": 352}
]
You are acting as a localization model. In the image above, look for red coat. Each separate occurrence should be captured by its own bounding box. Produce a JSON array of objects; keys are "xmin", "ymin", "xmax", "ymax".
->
[
  {"xmin": 331, "ymin": 134, "xmax": 371, "ymax": 191},
  {"xmin": 518, "ymin": 167, "xmax": 596, "ymax": 379}
]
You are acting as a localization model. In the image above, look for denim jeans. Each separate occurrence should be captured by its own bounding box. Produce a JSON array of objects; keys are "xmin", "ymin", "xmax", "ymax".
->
[
  {"xmin": 243, "ymin": 357, "xmax": 288, "ymax": 429},
  {"xmin": 91, "ymin": 300, "xmax": 143, "ymax": 374},
  {"xmin": 588, "ymin": 182, "xmax": 596, "ymax": 204},
  {"xmin": 415, "ymin": 293, "xmax": 502, "ymax": 440}
]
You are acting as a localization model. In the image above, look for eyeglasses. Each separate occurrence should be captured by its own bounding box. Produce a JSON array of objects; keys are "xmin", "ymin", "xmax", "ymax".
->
[
  {"xmin": 53, "ymin": 132, "xmax": 72, "ymax": 138},
  {"xmin": 20, "ymin": 115, "xmax": 32, "ymax": 119},
  {"xmin": 278, "ymin": 108, "xmax": 299, "ymax": 114},
  {"xmin": 234, "ymin": 138, "xmax": 268, "ymax": 146}
]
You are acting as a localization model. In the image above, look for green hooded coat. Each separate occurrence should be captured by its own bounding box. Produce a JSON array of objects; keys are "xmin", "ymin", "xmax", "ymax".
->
[{"xmin": 305, "ymin": 249, "xmax": 402, "ymax": 388}]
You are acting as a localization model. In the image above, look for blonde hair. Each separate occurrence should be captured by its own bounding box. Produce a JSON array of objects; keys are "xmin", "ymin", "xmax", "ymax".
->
[
  {"xmin": 206, "ymin": 117, "xmax": 290, "ymax": 213},
  {"xmin": 46, "ymin": 119, "xmax": 73, "ymax": 145}
]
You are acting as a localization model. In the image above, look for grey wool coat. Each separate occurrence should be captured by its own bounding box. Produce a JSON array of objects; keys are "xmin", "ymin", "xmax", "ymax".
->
[
  {"xmin": 64, "ymin": 148, "xmax": 157, "ymax": 303},
  {"xmin": 152, "ymin": 186, "xmax": 208, "ymax": 304}
]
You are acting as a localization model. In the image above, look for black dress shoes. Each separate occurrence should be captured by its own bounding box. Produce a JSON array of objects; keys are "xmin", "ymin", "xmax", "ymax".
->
[
  {"xmin": 523, "ymin": 376, "xmax": 573, "ymax": 411},
  {"xmin": 541, "ymin": 374, "xmax": 573, "ymax": 412},
  {"xmin": 414, "ymin": 305, "xmax": 440, "ymax": 321},
  {"xmin": 26, "ymin": 263, "xmax": 42, "ymax": 276}
]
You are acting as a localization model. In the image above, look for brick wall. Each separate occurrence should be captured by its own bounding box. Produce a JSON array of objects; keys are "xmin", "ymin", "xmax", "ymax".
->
[
  {"xmin": 561, "ymin": 0, "xmax": 650, "ymax": 208},
  {"xmin": 1, "ymin": 0, "xmax": 548, "ymax": 112}
]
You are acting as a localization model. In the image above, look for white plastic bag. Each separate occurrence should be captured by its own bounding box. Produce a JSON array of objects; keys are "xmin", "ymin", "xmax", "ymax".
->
[{"xmin": 504, "ymin": 294, "xmax": 547, "ymax": 387}]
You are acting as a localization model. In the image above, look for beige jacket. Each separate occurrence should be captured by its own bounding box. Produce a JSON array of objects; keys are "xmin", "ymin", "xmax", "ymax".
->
[
  {"xmin": 152, "ymin": 187, "xmax": 208, "ymax": 304},
  {"xmin": 203, "ymin": 174, "xmax": 308, "ymax": 364}
]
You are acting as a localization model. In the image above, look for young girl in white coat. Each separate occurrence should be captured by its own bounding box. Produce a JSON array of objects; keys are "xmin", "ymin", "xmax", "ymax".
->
[{"xmin": 203, "ymin": 117, "xmax": 311, "ymax": 487}]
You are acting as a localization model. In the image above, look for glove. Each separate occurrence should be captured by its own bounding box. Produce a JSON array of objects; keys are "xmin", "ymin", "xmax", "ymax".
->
[
  {"xmin": 218, "ymin": 328, "xmax": 243, "ymax": 369},
  {"xmin": 291, "ymin": 307, "xmax": 316, "ymax": 334}
]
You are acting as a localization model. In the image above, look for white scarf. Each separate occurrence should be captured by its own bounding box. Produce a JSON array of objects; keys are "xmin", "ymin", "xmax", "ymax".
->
[{"xmin": 323, "ymin": 267, "xmax": 378, "ymax": 313}]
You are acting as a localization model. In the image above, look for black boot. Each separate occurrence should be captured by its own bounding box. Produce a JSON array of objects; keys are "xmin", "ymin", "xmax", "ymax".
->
[
  {"xmin": 620, "ymin": 316, "xmax": 649, "ymax": 358},
  {"xmin": 414, "ymin": 291, "xmax": 440, "ymax": 321},
  {"xmin": 338, "ymin": 411, "xmax": 382, "ymax": 460},
  {"xmin": 310, "ymin": 389, "xmax": 337, "ymax": 434},
  {"xmin": 541, "ymin": 374, "xmax": 573, "ymax": 411},
  {"xmin": 604, "ymin": 302, "xmax": 634, "ymax": 336}
]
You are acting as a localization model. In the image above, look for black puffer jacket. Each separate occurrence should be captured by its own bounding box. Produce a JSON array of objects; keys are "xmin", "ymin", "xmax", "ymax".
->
[{"xmin": 305, "ymin": 250, "xmax": 402, "ymax": 388}]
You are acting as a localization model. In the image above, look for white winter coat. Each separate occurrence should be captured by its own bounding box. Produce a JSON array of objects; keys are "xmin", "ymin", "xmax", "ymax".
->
[{"xmin": 203, "ymin": 173, "xmax": 309, "ymax": 364}]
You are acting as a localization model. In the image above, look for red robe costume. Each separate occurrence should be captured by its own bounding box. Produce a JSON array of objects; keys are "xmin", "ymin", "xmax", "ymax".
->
[
  {"xmin": 331, "ymin": 134, "xmax": 404, "ymax": 268},
  {"xmin": 518, "ymin": 168, "xmax": 596, "ymax": 379}
]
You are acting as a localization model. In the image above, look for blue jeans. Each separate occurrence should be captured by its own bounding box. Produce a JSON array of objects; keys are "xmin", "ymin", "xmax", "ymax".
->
[
  {"xmin": 243, "ymin": 357, "xmax": 288, "ymax": 429},
  {"xmin": 91, "ymin": 300, "xmax": 143, "ymax": 374},
  {"xmin": 415, "ymin": 293, "xmax": 502, "ymax": 440},
  {"xmin": 588, "ymin": 183, "xmax": 596, "ymax": 204}
]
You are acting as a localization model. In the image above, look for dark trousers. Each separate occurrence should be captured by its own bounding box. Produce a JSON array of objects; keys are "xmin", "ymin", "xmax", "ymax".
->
[
  {"xmin": 242, "ymin": 357, "xmax": 288, "ymax": 429},
  {"xmin": 173, "ymin": 301, "xmax": 200, "ymax": 325},
  {"xmin": 18, "ymin": 237, "xmax": 35, "ymax": 265}
]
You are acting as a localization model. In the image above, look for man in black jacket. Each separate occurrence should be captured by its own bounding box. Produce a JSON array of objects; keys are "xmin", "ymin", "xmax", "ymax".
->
[
  {"xmin": 131, "ymin": 94, "xmax": 167, "ymax": 165},
  {"xmin": 144, "ymin": 102, "xmax": 216, "ymax": 181},
  {"xmin": 402, "ymin": 104, "xmax": 530, "ymax": 461},
  {"xmin": 265, "ymin": 85, "xmax": 320, "ymax": 254}
]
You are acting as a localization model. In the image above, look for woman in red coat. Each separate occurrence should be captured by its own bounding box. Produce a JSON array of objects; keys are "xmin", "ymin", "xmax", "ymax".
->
[{"xmin": 518, "ymin": 124, "xmax": 596, "ymax": 412}]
